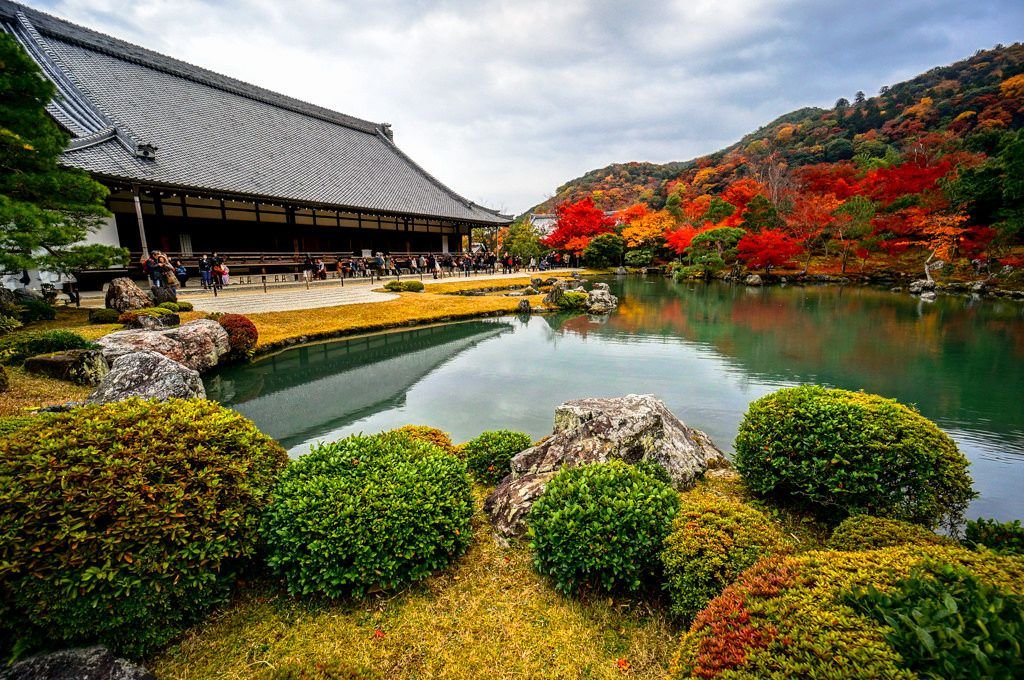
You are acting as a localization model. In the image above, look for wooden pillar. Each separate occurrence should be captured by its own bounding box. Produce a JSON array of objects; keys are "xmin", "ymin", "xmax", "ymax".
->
[{"xmin": 132, "ymin": 184, "xmax": 149, "ymax": 255}]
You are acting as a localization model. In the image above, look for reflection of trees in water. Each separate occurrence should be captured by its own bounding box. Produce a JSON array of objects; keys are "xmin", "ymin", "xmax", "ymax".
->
[{"xmin": 560, "ymin": 277, "xmax": 1024, "ymax": 433}]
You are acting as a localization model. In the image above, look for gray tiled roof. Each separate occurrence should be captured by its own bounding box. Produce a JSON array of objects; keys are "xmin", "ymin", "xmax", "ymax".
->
[{"xmin": 0, "ymin": 1, "xmax": 509, "ymax": 225}]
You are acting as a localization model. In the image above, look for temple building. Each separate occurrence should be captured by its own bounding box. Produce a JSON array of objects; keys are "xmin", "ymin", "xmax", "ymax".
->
[{"xmin": 1, "ymin": 1, "xmax": 509, "ymax": 285}]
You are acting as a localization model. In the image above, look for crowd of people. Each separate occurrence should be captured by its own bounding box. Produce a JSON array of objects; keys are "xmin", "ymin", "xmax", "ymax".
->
[{"xmin": 141, "ymin": 250, "xmax": 572, "ymax": 290}]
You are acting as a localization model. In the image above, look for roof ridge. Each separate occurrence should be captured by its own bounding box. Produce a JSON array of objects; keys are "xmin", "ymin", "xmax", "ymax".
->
[{"xmin": 1, "ymin": 0, "xmax": 386, "ymax": 137}]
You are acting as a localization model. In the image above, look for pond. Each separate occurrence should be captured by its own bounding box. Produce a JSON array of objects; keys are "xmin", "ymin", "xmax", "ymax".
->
[{"xmin": 206, "ymin": 276, "xmax": 1024, "ymax": 522}]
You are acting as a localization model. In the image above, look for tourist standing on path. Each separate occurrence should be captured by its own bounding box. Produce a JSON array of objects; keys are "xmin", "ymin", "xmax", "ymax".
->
[
  {"xmin": 302, "ymin": 255, "xmax": 314, "ymax": 283},
  {"xmin": 198, "ymin": 254, "xmax": 212, "ymax": 289},
  {"xmin": 143, "ymin": 251, "xmax": 163, "ymax": 288},
  {"xmin": 158, "ymin": 255, "xmax": 179, "ymax": 293}
]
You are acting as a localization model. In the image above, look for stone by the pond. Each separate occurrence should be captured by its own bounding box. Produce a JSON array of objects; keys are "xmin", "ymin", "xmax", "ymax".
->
[
  {"xmin": 920, "ymin": 291, "xmax": 937, "ymax": 302},
  {"xmin": 104, "ymin": 277, "xmax": 150, "ymax": 312},
  {"xmin": 586, "ymin": 288, "xmax": 618, "ymax": 314},
  {"xmin": 542, "ymin": 280, "xmax": 569, "ymax": 306},
  {"xmin": 531, "ymin": 278, "xmax": 544, "ymax": 288},
  {"xmin": 150, "ymin": 286, "xmax": 177, "ymax": 305},
  {"xmin": 24, "ymin": 350, "xmax": 109, "ymax": 386},
  {"xmin": 591, "ymin": 282, "xmax": 610, "ymax": 292},
  {"xmin": 744, "ymin": 274, "xmax": 763, "ymax": 286},
  {"xmin": 485, "ymin": 394, "xmax": 727, "ymax": 538},
  {"xmin": 0, "ymin": 646, "xmax": 155, "ymax": 680},
  {"xmin": 908, "ymin": 279, "xmax": 936, "ymax": 294},
  {"xmin": 125, "ymin": 312, "xmax": 180, "ymax": 329},
  {"xmin": 516, "ymin": 299, "xmax": 531, "ymax": 314},
  {"xmin": 88, "ymin": 350, "xmax": 205, "ymax": 403},
  {"xmin": 96, "ymin": 319, "xmax": 229, "ymax": 372}
]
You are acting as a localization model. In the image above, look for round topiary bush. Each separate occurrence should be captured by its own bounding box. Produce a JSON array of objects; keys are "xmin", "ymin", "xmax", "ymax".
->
[
  {"xmin": 556, "ymin": 290, "xmax": 588, "ymax": 310},
  {"xmin": 176, "ymin": 300, "xmax": 194, "ymax": 312},
  {"xmin": 157, "ymin": 301, "xmax": 180, "ymax": 312},
  {"xmin": 217, "ymin": 313, "xmax": 258, "ymax": 358},
  {"xmin": 0, "ymin": 398, "xmax": 288, "ymax": 658},
  {"xmin": 383, "ymin": 280, "xmax": 404, "ymax": 292},
  {"xmin": 661, "ymin": 492, "xmax": 789, "ymax": 621},
  {"xmin": 827, "ymin": 515, "xmax": 954, "ymax": 551},
  {"xmin": 734, "ymin": 385, "xmax": 975, "ymax": 529},
  {"xmin": 88, "ymin": 307, "xmax": 121, "ymax": 324},
  {"xmin": 461, "ymin": 429, "xmax": 532, "ymax": 484},
  {"xmin": 391, "ymin": 425, "xmax": 458, "ymax": 456},
  {"xmin": 401, "ymin": 280, "xmax": 424, "ymax": 292},
  {"xmin": 669, "ymin": 544, "xmax": 1024, "ymax": 679},
  {"xmin": 528, "ymin": 461, "xmax": 680, "ymax": 595},
  {"xmin": 262, "ymin": 432, "xmax": 473, "ymax": 598}
]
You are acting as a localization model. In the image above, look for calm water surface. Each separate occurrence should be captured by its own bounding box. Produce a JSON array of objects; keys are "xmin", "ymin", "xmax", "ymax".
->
[{"xmin": 207, "ymin": 277, "xmax": 1024, "ymax": 521}]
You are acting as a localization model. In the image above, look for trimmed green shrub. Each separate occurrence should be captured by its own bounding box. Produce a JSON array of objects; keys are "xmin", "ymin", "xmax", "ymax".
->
[
  {"xmin": 965, "ymin": 517, "xmax": 1024, "ymax": 556},
  {"xmin": 88, "ymin": 307, "xmax": 120, "ymax": 324},
  {"xmin": 669, "ymin": 545, "xmax": 1024, "ymax": 679},
  {"xmin": 661, "ymin": 492, "xmax": 789, "ymax": 621},
  {"xmin": 828, "ymin": 515, "xmax": 954, "ymax": 551},
  {"xmin": 556, "ymin": 290, "xmax": 588, "ymax": 310},
  {"xmin": 384, "ymin": 280, "xmax": 404, "ymax": 291},
  {"xmin": 15, "ymin": 296, "xmax": 56, "ymax": 323},
  {"xmin": 401, "ymin": 280, "xmax": 424, "ymax": 292},
  {"xmin": 528, "ymin": 461, "xmax": 680, "ymax": 595},
  {"xmin": 624, "ymin": 249, "xmax": 653, "ymax": 268},
  {"xmin": 117, "ymin": 307, "xmax": 176, "ymax": 324},
  {"xmin": 391, "ymin": 425, "xmax": 458, "ymax": 456},
  {"xmin": 157, "ymin": 301, "xmax": 180, "ymax": 312},
  {"xmin": 734, "ymin": 385, "xmax": 975, "ymax": 530},
  {"xmin": 262, "ymin": 432, "xmax": 473, "ymax": 598},
  {"xmin": 218, "ymin": 313, "xmax": 258, "ymax": 358},
  {"xmin": 0, "ymin": 329, "xmax": 95, "ymax": 365},
  {"xmin": 175, "ymin": 300, "xmax": 194, "ymax": 312},
  {"xmin": 672, "ymin": 265, "xmax": 704, "ymax": 282},
  {"xmin": 0, "ymin": 398, "xmax": 288, "ymax": 658},
  {"xmin": 847, "ymin": 562, "xmax": 1024, "ymax": 679},
  {"xmin": 462, "ymin": 429, "xmax": 532, "ymax": 484}
]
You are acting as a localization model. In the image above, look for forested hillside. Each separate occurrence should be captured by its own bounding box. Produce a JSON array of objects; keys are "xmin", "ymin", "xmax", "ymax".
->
[{"xmin": 527, "ymin": 43, "xmax": 1024, "ymax": 277}]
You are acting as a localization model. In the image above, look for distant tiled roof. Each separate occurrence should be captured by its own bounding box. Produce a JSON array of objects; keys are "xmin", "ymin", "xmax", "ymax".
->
[{"xmin": 0, "ymin": 1, "xmax": 509, "ymax": 225}]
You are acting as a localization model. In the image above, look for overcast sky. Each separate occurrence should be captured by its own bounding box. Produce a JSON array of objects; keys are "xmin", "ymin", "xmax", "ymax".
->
[{"xmin": 34, "ymin": 0, "xmax": 1024, "ymax": 214}]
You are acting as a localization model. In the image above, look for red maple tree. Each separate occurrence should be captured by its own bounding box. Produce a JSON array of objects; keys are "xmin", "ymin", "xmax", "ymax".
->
[
  {"xmin": 737, "ymin": 229, "xmax": 804, "ymax": 272},
  {"xmin": 542, "ymin": 198, "xmax": 614, "ymax": 250}
]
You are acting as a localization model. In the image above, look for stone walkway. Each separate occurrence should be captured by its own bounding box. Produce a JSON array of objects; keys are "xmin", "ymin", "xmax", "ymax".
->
[{"xmin": 171, "ymin": 269, "xmax": 568, "ymax": 314}]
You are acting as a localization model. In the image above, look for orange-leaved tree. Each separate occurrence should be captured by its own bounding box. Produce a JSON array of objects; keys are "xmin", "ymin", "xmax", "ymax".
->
[{"xmin": 542, "ymin": 197, "xmax": 614, "ymax": 251}]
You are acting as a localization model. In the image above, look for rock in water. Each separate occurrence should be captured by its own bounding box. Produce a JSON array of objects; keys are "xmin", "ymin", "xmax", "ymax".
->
[
  {"xmin": 0, "ymin": 646, "xmax": 155, "ymax": 680},
  {"xmin": 586, "ymin": 288, "xmax": 618, "ymax": 314},
  {"xmin": 88, "ymin": 350, "xmax": 205, "ymax": 403},
  {"xmin": 542, "ymin": 280, "xmax": 569, "ymax": 306},
  {"xmin": 104, "ymin": 277, "xmax": 150, "ymax": 312},
  {"xmin": 744, "ymin": 274, "xmax": 763, "ymax": 286},
  {"xmin": 908, "ymin": 279, "xmax": 936, "ymax": 294},
  {"xmin": 150, "ymin": 286, "xmax": 177, "ymax": 305},
  {"xmin": 516, "ymin": 299, "xmax": 531, "ymax": 314},
  {"xmin": 485, "ymin": 394, "xmax": 727, "ymax": 538},
  {"xmin": 96, "ymin": 319, "xmax": 230, "ymax": 372},
  {"xmin": 23, "ymin": 350, "xmax": 109, "ymax": 386}
]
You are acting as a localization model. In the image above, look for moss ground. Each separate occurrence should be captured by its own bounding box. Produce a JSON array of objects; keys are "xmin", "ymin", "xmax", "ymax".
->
[{"xmin": 150, "ymin": 487, "xmax": 678, "ymax": 679}]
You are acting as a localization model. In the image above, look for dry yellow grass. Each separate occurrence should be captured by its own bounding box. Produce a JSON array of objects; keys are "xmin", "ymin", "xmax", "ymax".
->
[
  {"xmin": 0, "ymin": 366, "xmax": 90, "ymax": 417},
  {"xmin": 150, "ymin": 488, "xmax": 678, "ymax": 679},
  {"xmin": 251, "ymin": 292, "xmax": 545, "ymax": 350}
]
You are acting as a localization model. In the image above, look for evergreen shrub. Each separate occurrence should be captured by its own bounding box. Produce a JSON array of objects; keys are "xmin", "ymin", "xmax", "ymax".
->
[
  {"xmin": 0, "ymin": 329, "xmax": 95, "ymax": 365},
  {"xmin": 529, "ymin": 461, "xmax": 680, "ymax": 595},
  {"xmin": 661, "ymin": 492, "xmax": 788, "ymax": 620},
  {"xmin": 827, "ymin": 515, "xmax": 954, "ymax": 551},
  {"xmin": 0, "ymin": 398, "xmax": 288, "ymax": 658},
  {"xmin": 88, "ymin": 307, "xmax": 120, "ymax": 324},
  {"xmin": 0, "ymin": 314, "xmax": 22, "ymax": 335},
  {"xmin": 965, "ymin": 517, "xmax": 1024, "ymax": 556},
  {"xmin": 262, "ymin": 432, "xmax": 473, "ymax": 598},
  {"xmin": 556, "ymin": 290, "xmax": 588, "ymax": 310},
  {"xmin": 391, "ymin": 425, "xmax": 458, "ymax": 456},
  {"xmin": 734, "ymin": 385, "xmax": 975, "ymax": 529},
  {"xmin": 847, "ymin": 562, "xmax": 1024, "ymax": 679},
  {"xmin": 401, "ymin": 280, "xmax": 424, "ymax": 292},
  {"xmin": 15, "ymin": 296, "xmax": 56, "ymax": 323},
  {"xmin": 461, "ymin": 429, "xmax": 532, "ymax": 483},
  {"xmin": 669, "ymin": 545, "xmax": 1024, "ymax": 679},
  {"xmin": 384, "ymin": 280, "xmax": 403, "ymax": 291},
  {"xmin": 157, "ymin": 301, "xmax": 180, "ymax": 312},
  {"xmin": 175, "ymin": 300, "xmax": 194, "ymax": 312},
  {"xmin": 217, "ymin": 313, "xmax": 258, "ymax": 358}
]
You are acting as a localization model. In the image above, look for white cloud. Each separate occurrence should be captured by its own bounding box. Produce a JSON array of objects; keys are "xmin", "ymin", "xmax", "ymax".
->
[{"xmin": 36, "ymin": 0, "xmax": 1024, "ymax": 213}]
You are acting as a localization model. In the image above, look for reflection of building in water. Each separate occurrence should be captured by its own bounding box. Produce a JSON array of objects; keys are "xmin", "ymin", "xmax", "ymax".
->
[{"xmin": 206, "ymin": 321, "xmax": 512, "ymax": 446}]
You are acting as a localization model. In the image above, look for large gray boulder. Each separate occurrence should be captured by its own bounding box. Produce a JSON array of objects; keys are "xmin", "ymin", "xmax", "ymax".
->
[
  {"xmin": 24, "ymin": 350, "xmax": 109, "ymax": 386},
  {"xmin": 87, "ymin": 350, "xmax": 205, "ymax": 404},
  {"xmin": 0, "ymin": 646, "xmax": 155, "ymax": 680},
  {"xmin": 484, "ymin": 394, "xmax": 727, "ymax": 538},
  {"xmin": 104, "ymin": 277, "xmax": 150, "ymax": 312},
  {"xmin": 96, "ymin": 319, "xmax": 229, "ymax": 372},
  {"xmin": 150, "ymin": 285, "xmax": 177, "ymax": 305},
  {"xmin": 586, "ymin": 288, "xmax": 618, "ymax": 314}
]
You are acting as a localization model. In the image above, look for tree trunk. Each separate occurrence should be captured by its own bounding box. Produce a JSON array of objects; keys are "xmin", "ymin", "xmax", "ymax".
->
[{"xmin": 924, "ymin": 249, "xmax": 936, "ymax": 283}]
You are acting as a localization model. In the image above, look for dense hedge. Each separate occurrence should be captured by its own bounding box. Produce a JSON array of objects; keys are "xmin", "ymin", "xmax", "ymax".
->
[
  {"xmin": 827, "ymin": 515, "xmax": 954, "ymax": 551},
  {"xmin": 15, "ymin": 296, "xmax": 56, "ymax": 323},
  {"xmin": 461, "ymin": 429, "xmax": 532, "ymax": 484},
  {"xmin": 734, "ymin": 385, "xmax": 975, "ymax": 529},
  {"xmin": 176, "ymin": 300, "xmax": 194, "ymax": 312},
  {"xmin": 556, "ymin": 290, "xmax": 588, "ymax": 310},
  {"xmin": 661, "ymin": 493, "xmax": 788, "ymax": 621},
  {"xmin": 157, "ymin": 301, "xmax": 180, "ymax": 312},
  {"xmin": 384, "ymin": 280, "xmax": 425, "ymax": 292},
  {"xmin": 965, "ymin": 517, "xmax": 1024, "ymax": 556},
  {"xmin": 88, "ymin": 307, "xmax": 120, "ymax": 324},
  {"xmin": 0, "ymin": 398, "xmax": 288, "ymax": 658},
  {"xmin": 0, "ymin": 329, "xmax": 95, "ymax": 364},
  {"xmin": 391, "ymin": 425, "xmax": 458, "ymax": 456},
  {"xmin": 262, "ymin": 432, "xmax": 473, "ymax": 598},
  {"xmin": 528, "ymin": 461, "xmax": 680, "ymax": 595},
  {"xmin": 217, "ymin": 313, "xmax": 258, "ymax": 358},
  {"xmin": 669, "ymin": 545, "xmax": 1024, "ymax": 679}
]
